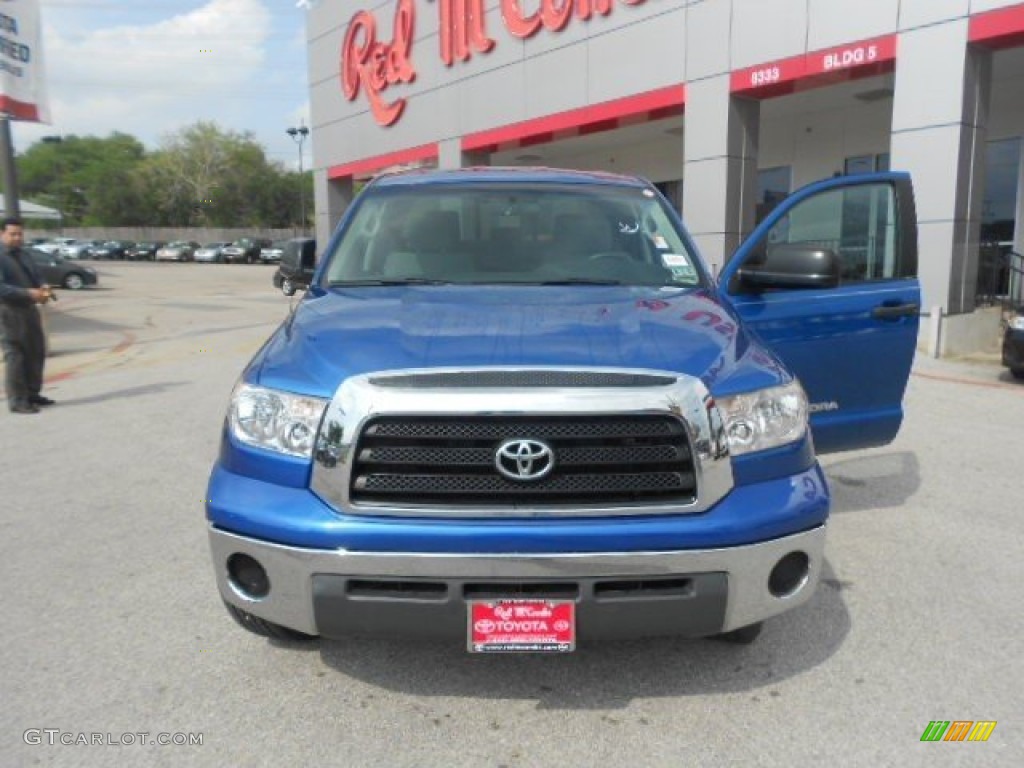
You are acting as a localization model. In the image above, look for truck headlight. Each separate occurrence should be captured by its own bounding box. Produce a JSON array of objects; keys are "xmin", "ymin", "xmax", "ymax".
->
[
  {"xmin": 228, "ymin": 383, "xmax": 328, "ymax": 458},
  {"xmin": 716, "ymin": 381, "xmax": 808, "ymax": 456}
]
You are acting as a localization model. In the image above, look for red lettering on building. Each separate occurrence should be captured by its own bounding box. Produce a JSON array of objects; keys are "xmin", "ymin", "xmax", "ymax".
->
[
  {"xmin": 438, "ymin": 0, "xmax": 495, "ymax": 66},
  {"xmin": 501, "ymin": 0, "xmax": 645, "ymax": 40},
  {"xmin": 341, "ymin": 0, "xmax": 417, "ymax": 126},
  {"xmin": 341, "ymin": 0, "xmax": 649, "ymax": 125}
]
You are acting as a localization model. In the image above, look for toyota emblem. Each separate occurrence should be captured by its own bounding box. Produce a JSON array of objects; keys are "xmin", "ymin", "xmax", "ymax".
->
[{"xmin": 495, "ymin": 438, "xmax": 555, "ymax": 482}]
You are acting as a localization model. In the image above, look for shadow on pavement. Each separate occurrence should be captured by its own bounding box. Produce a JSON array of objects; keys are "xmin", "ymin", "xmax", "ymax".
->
[
  {"xmin": 300, "ymin": 559, "xmax": 851, "ymax": 707},
  {"xmin": 821, "ymin": 451, "xmax": 920, "ymax": 514},
  {"xmin": 52, "ymin": 381, "xmax": 188, "ymax": 406}
]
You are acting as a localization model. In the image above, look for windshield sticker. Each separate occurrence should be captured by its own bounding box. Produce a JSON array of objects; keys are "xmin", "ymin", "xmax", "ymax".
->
[
  {"xmin": 653, "ymin": 235, "xmax": 670, "ymax": 250},
  {"xmin": 670, "ymin": 266, "xmax": 696, "ymax": 281},
  {"xmin": 661, "ymin": 253, "xmax": 690, "ymax": 267}
]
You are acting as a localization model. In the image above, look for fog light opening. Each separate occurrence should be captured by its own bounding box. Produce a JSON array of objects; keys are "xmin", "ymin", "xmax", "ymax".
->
[
  {"xmin": 227, "ymin": 553, "xmax": 270, "ymax": 599},
  {"xmin": 769, "ymin": 551, "xmax": 810, "ymax": 598}
]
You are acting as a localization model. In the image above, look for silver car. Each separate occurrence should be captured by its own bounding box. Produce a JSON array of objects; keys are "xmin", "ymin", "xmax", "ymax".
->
[
  {"xmin": 194, "ymin": 242, "xmax": 230, "ymax": 263},
  {"xmin": 59, "ymin": 239, "xmax": 102, "ymax": 260},
  {"xmin": 155, "ymin": 241, "xmax": 199, "ymax": 262}
]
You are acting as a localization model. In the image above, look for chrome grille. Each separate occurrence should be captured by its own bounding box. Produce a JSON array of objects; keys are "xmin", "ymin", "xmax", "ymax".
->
[{"xmin": 349, "ymin": 415, "xmax": 696, "ymax": 506}]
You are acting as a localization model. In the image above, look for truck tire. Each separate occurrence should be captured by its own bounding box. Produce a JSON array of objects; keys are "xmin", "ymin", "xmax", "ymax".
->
[
  {"xmin": 223, "ymin": 601, "xmax": 317, "ymax": 642},
  {"xmin": 1011, "ymin": 368, "xmax": 1024, "ymax": 380},
  {"xmin": 713, "ymin": 622, "xmax": 763, "ymax": 645}
]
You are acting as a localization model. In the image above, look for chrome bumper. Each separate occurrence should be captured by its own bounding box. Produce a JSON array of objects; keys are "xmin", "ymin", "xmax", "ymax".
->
[{"xmin": 210, "ymin": 524, "xmax": 826, "ymax": 639}]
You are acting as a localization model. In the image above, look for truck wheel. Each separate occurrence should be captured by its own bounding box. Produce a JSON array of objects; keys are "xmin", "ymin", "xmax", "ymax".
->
[
  {"xmin": 281, "ymin": 278, "xmax": 296, "ymax": 297},
  {"xmin": 713, "ymin": 622, "xmax": 763, "ymax": 645},
  {"xmin": 223, "ymin": 601, "xmax": 317, "ymax": 642}
]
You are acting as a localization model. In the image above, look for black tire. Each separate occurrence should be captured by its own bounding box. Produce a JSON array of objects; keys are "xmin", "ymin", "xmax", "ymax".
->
[
  {"xmin": 713, "ymin": 622, "xmax": 763, "ymax": 645},
  {"xmin": 223, "ymin": 601, "xmax": 317, "ymax": 642},
  {"xmin": 1011, "ymin": 368, "xmax": 1024, "ymax": 380},
  {"xmin": 63, "ymin": 273, "xmax": 85, "ymax": 290},
  {"xmin": 281, "ymin": 278, "xmax": 296, "ymax": 297}
]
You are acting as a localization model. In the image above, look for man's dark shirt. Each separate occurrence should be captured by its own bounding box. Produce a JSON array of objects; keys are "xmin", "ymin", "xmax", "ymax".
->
[{"xmin": 0, "ymin": 245, "xmax": 43, "ymax": 308}]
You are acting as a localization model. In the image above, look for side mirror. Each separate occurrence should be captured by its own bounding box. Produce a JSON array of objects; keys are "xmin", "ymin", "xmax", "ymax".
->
[{"xmin": 736, "ymin": 244, "xmax": 841, "ymax": 291}]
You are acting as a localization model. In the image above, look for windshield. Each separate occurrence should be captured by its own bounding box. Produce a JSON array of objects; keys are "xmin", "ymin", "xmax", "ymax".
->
[{"xmin": 323, "ymin": 182, "xmax": 703, "ymax": 287}]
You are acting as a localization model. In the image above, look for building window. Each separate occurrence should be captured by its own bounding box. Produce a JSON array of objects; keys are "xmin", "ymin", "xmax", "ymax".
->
[
  {"xmin": 981, "ymin": 138, "xmax": 1021, "ymax": 244},
  {"xmin": 844, "ymin": 153, "xmax": 890, "ymax": 175},
  {"xmin": 756, "ymin": 166, "xmax": 791, "ymax": 224}
]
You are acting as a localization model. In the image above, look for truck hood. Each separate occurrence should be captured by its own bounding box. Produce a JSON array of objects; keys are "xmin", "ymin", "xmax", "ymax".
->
[{"xmin": 254, "ymin": 286, "xmax": 789, "ymax": 397}]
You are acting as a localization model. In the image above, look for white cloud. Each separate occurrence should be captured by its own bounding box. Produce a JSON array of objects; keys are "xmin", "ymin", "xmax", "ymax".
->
[{"xmin": 15, "ymin": 0, "xmax": 273, "ymax": 147}]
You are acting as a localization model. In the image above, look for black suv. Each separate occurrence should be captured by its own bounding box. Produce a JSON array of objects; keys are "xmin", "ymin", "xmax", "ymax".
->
[
  {"xmin": 223, "ymin": 238, "xmax": 272, "ymax": 264},
  {"xmin": 272, "ymin": 238, "xmax": 317, "ymax": 296}
]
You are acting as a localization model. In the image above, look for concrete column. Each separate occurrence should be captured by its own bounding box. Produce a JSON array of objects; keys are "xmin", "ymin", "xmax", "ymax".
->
[
  {"xmin": 314, "ymin": 169, "xmax": 354, "ymax": 250},
  {"xmin": 890, "ymin": 20, "xmax": 991, "ymax": 315},
  {"xmin": 438, "ymin": 138, "xmax": 489, "ymax": 170},
  {"xmin": 682, "ymin": 75, "xmax": 760, "ymax": 274}
]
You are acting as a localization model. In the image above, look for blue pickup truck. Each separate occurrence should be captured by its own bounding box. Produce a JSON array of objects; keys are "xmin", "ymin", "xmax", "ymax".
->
[{"xmin": 206, "ymin": 167, "xmax": 919, "ymax": 651}]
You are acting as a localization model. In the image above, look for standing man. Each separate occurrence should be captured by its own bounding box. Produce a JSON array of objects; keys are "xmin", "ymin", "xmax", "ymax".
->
[{"xmin": 0, "ymin": 217, "xmax": 55, "ymax": 414}]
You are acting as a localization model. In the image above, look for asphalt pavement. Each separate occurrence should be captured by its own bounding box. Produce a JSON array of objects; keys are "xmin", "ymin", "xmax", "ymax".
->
[{"xmin": 1, "ymin": 263, "xmax": 1020, "ymax": 767}]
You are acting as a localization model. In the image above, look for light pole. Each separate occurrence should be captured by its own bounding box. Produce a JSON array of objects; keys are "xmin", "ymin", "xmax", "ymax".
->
[
  {"xmin": 286, "ymin": 122, "xmax": 310, "ymax": 235},
  {"xmin": 41, "ymin": 136, "xmax": 64, "ymax": 233}
]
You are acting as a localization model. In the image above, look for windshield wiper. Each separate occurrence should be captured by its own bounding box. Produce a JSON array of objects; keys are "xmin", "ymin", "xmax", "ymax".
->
[{"xmin": 328, "ymin": 278, "xmax": 451, "ymax": 286}]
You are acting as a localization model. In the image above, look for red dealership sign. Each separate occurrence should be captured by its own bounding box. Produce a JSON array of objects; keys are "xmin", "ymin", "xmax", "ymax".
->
[
  {"xmin": 341, "ymin": 0, "xmax": 649, "ymax": 125},
  {"xmin": 731, "ymin": 34, "xmax": 897, "ymax": 99},
  {"xmin": 341, "ymin": 0, "xmax": 417, "ymax": 126}
]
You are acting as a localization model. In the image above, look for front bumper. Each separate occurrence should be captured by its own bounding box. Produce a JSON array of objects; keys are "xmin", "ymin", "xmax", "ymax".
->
[{"xmin": 210, "ymin": 523, "xmax": 826, "ymax": 640}]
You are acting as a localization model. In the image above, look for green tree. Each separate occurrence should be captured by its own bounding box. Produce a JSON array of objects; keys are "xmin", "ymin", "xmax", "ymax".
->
[
  {"xmin": 13, "ymin": 121, "xmax": 311, "ymax": 228},
  {"xmin": 143, "ymin": 121, "xmax": 303, "ymax": 228},
  {"xmin": 16, "ymin": 132, "xmax": 149, "ymax": 226}
]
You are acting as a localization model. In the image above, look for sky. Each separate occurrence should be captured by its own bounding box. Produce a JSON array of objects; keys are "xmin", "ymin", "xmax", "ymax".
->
[{"xmin": 13, "ymin": 0, "xmax": 314, "ymax": 170}]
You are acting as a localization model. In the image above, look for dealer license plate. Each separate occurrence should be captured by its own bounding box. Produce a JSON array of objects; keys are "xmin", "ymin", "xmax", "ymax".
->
[{"xmin": 468, "ymin": 599, "xmax": 575, "ymax": 653}]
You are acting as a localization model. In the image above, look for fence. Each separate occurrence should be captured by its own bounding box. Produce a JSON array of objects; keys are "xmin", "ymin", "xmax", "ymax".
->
[{"xmin": 976, "ymin": 241, "xmax": 1024, "ymax": 313}]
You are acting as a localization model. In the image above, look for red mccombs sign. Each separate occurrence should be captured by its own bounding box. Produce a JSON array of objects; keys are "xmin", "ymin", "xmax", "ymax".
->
[{"xmin": 342, "ymin": 0, "xmax": 648, "ymax": 126}]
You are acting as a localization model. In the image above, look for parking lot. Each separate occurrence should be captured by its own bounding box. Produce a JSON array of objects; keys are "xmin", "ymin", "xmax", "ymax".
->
[{"xmin": 1, "ymin": 263, "xmax": 1021, "ymax": 767}]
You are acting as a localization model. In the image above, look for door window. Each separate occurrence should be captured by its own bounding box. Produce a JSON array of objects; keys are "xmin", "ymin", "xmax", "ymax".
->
[{"xmin": 761, "ymin": 183, "xmax": 905, "ymax": 282}]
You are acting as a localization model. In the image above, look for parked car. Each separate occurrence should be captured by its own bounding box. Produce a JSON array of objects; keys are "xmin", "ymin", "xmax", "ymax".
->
[
  {"xmin": 28, "ymin": 248, "xmax": 98, "ymax": 290},
  {"xmin": 155, "ymin": 241, "xmax": 200, "ymax": 262},
  {"xmin": 90, "ymin": 240, "xmax": 135, "ymax": 260},
  {"xmin": 59, "ymin": 239, "xmax": 102, "ymax": 260},
  {"xmin": 195, "ymin": 242, "xmax": 231, "ymax": 263},
  {"xmin": 207, "ymin": 167, "xmax": 920, "ymax": 648},
  {"xmin": 271, "ymin": 238, "xmax": 317, "ymax": 296},
  {"xmin": 126, "ymin": 241, "xmax": 166, "ymax": 261},
  {"xmin": 222, "ymin": 238, "xmax": 271, "ymax": 264},
  {"xmin": 35, "ymin": 237, "xmax": 76, "ymax": 255},
  {"xmin": 1003, "ymin": 309, "xmax": 1024, "ymax": 380},
  {"xmin": 258, "ymin": 241, "xmax": 286, "ymax": 265}
]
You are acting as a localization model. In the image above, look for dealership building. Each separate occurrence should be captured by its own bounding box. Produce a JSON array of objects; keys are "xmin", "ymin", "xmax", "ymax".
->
[{"xmin": 306, "ymin": 0, "xmax": 1024, "ymax": 355}]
